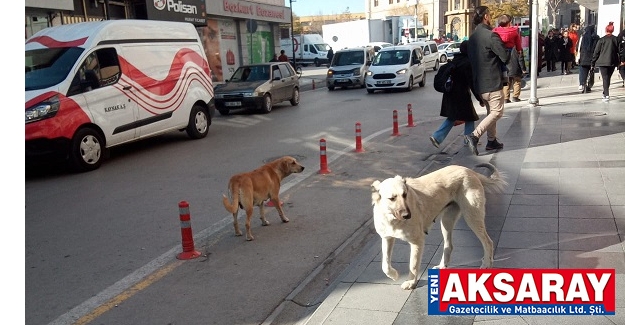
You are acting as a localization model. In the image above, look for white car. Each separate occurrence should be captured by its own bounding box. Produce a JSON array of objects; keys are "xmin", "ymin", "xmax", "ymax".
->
[
  {"xmin": 412, "ymin": 40, "xmax": 440, "ymax": 71},
  {"xmin": 437, "ymin": 42, "xmax": 462, "ymax": 63},
  {"xmin": 365, "ymin": 44, "xmax": 426, "ymax": 93}
]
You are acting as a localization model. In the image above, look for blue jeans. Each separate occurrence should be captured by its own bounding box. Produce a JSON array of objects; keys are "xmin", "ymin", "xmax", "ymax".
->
[{"xmin": 432, "ymin": 118, "xmax": 475, "ymax": 144}]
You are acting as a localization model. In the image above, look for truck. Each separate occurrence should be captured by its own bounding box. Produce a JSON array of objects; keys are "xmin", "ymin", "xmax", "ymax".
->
[
  {"xmin": 396, "ymin": 15, "xmax": 428, "ymax": 44},
  {"xmin": 280, "ymin": 34, "xmax": 330, "ymax": 67},
  {"xmin": 321, "ymin": 19, "xmax": 392, "ymax": 51}
]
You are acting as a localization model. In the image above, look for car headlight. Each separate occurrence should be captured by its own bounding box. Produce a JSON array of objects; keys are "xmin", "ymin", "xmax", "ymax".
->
[
  {"xmin": 214, "ymin": 94, "xmax": 224, "ymax": 99},
  {"xmin": 242, "ymin": 92, "xmax": 254, "ymax": 97},
  {"xmin": 366, "ymin": 71, "xmax": 372, "ymax": 76},
  {"xmin": 327, "ymin": 70, "xmax": 334, "ymax": 77},
  {"xmin": 26, "ymin": 95, "xmax": 60, "ymax": 124},
  {"xmin": 396, "ymin": 69, "xmax": 407, "ymax": 74},
  {"xmin": 352, "ymin": 68, "xmax": 361, "ymax": 76}
]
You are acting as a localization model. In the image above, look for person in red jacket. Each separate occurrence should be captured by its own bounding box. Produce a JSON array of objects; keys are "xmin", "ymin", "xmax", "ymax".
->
[{"xmin": 569, "ymin": 24, "xmax": 579, "ymax": 68}]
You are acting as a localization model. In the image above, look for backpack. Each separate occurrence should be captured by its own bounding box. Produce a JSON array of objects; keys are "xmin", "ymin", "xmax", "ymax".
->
[{"xmin": 434, "ymin": 61, "xmax": 455, "ymax": 93}]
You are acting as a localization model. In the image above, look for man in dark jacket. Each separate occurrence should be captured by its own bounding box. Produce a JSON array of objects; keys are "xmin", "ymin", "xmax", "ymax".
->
[
  {"xmin": 430, "ymin": 41, "xmax": 484, "ymax": 148},
  {"xmin": 544, "ymin": 30, "xmax": 559, "ymax": 72},
  {"xmin": 577, "ymin": 25, "xmax": 599, "ymax": 92},
  {"xmin": 617, "ymin": 28, "xmax": 625, "ymax": 87},
  {"xmin": 465, "ymin": 6, "xmax": 510, "ymax": 156}
]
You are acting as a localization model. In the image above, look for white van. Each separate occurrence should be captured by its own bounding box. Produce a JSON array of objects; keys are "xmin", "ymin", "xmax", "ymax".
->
[
  {"xmin": 25, "ymin": 20, "xmax": 215, "ymax": 172},
  {"xmin": 326, "ymin": 46, "xmax": 375, "ymax": 91},
  {"xmin": 365, "ymin": 44, "xmax": 426, "ymax": 93},
  {"xmin": 412, "ymin": 40, "xmax": 441, "ymax": 71}
]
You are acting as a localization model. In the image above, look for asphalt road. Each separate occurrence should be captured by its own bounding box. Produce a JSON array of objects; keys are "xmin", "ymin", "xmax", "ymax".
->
[{"xmin": 25, "ymin": 66, "xmax": 446, "ymax": 325}]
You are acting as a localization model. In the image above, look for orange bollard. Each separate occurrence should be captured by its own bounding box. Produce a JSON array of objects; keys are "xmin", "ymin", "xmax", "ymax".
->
[
  {"xmin": 319, "ymin": 139, "xmax": 331, "ymax": 174},
  {"xmin": 177, "ymin": 201, "xmax": 201, "ymax": 260},
  {"xmin": 355, "ymin": 122, "xmax": 364, "ymax": 153},
  {"xmin": 392, "ymin": 110, "xmax": 400, "ymax": 136},
  {"xmin": 407, "ymin": 104, "xmax": 415, "ymax": 127}
]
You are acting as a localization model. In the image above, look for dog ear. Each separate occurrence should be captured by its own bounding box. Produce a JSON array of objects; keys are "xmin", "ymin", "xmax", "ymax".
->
[{"xmin": 371, "ymin": 180, "xmax": 381, "ymax": 204}]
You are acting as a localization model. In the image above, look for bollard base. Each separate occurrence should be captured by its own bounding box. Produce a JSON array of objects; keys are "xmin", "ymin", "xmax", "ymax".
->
[
  {"xmin": 177, "ymin": 250, "xmax": 202, "ymax": 260},
  {"xmin": 319, "ymin": 169, "xmax": 331, "ymax": 174},
  {"xmin": 355, "ymin": 148, "xmax": 365, "ymax": 153}
]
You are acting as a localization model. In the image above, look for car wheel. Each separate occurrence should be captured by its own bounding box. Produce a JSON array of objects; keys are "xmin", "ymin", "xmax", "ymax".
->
[
  {"xmin": 328, "ymin": 86, "xmax": 335, "ymax": 91},
  {"xmin": 366, "ymin": 89, "xmax": 374, "ymax": 94},
  {"xmin": 186, "ymin": 104, "xmax": 209, "ymax": 139},
  {"xmin": 290, "ymin": 88, "xmax": 300, "ymax": 106},
  {"xmin": 261, "ymin": 94, "xmax": 272, "ymax": 113},
  {"xmin": 70, "ymin": 127, "xmax": 104, "ymax": 172},
  {"xmin": 314, "ymin": 58, "xmax": 320, "ymax": 67},
  {"xmin": 419, "ymin": 71, "xmax": 426, "ymax": 87},
  {"xmin": 440, "ymin": 54, "xmax": 447, "ymax": 63},
  {"xmin": 218, "ymin": 109, "xmax": 230, "ymax": 116},
  {"xmin": 406, "ymin": 76, "xmax": 413, "ymax": 91},
  {"xmin": 433, "ymin": 60, "xmax": 440, "ymax": 71}
]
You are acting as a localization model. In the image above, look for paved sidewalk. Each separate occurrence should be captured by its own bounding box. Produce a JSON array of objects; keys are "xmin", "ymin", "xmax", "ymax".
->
[{"xmin": 301, "ymin": 70, "xmax": 625, "ymax": 325}]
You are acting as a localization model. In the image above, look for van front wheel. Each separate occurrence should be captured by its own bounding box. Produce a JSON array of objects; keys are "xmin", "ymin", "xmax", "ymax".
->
[
  {"xmin": 70, "ymin": 127, "xmax": 104, "ymax": 172},
  {"xmin": 186, "ymin": 104, "xmax": 210, "ymax": 139}
]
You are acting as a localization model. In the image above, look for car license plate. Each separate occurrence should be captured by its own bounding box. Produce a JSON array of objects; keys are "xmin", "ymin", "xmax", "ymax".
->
[
  {"xmin": 336, "ymin": 78, "xmax": 348, "ymax": 83},
  {"xmin": 377, "ymin": 80, "xmax": 392, "ymax": 85},
  {"xmin": 225, "ymin": 101, "xmax": 241, "ymax": 107}
]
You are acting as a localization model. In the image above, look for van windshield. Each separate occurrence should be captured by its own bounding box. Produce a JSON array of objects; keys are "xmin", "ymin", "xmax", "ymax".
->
[
  {"xmin": 313, "ymin": 43, "xmax": 329, "ymax": 52},
  {"xmin": 331, "ymin": 51, "xmax": 364, "ymax": 67},
  {"xmin": 25, "ymin": 47, "xmax": 84, "ymax": 91},
  {"xmin": 372, "ymin": 50, "xmax": 411, "ymax": 66}
]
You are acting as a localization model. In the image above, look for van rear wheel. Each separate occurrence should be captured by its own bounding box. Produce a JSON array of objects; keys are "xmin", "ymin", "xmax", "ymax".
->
[
  {"xmin": 70, "ymin": 127, "xmax": 104, "ymax": 172},
  {"xmin": 186, "ymin": 104, "xmax": 210, "ymax": 139}
]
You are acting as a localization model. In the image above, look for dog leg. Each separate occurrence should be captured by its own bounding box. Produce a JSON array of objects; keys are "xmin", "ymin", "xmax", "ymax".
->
[
  {"xmin": 435, "ymin": 205, "xmax": 461, "ymax": 269},
  {"xmin": 463, "ymin": 209, "xmax": 494, "ymax": 268},
  {"xmin": 271, "ymin": 197, "xmax": 290, "ymax": 223},
  {"xmin": 244, "ymin": 205, "xmax": 255, "ymax": 241},
  {"xmin": 381, "ymin": 237, "xmax": 399, "ymax": 281},
  {"xmin": 402, "ymin": 240, "xmax": 425, "ymax": 290},
  {"xmin": 259, "ymin": 204, "xmax": 269, "ymax": 226},
  {"xmin": 232, "ymin": 211, "xmax": 242, "ymax": 237}
]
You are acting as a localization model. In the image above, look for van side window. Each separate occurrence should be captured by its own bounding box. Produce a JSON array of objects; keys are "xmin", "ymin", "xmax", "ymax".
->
[{"xmin": 67, "ymin": 47, "xmax": 120, "ymax": 96}]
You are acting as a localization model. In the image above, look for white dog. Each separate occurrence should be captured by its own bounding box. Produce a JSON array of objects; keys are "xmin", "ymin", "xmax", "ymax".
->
[{"xmin": 370, "ymin": 163, "xmax": 507, "ymax": 290}]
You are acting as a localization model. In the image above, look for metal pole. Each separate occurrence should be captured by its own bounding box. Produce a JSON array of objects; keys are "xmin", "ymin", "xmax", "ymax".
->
[
  {"xmin": 529, "ymin": 0, "xmax": 539, "ymax": 106},
  {"xmin": 290, "ymin": 0, "xmax": 296, "ymax": 68}
]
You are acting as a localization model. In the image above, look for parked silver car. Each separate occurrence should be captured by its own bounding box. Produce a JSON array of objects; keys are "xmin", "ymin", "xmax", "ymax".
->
[{"xmin": 214, "ymin": 62, "xmax": 300, "ymax": 115}]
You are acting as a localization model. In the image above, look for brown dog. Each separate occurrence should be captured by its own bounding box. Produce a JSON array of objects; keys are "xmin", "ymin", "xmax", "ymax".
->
[{"xmin": 222, "ymin": 156, "xmax": 305, "ymax": 241}]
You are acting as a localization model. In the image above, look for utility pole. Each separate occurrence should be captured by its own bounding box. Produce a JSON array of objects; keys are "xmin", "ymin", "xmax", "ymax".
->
[{"xmin": 290, "ymin": 0, "xmax": 296, "ymax": 68}]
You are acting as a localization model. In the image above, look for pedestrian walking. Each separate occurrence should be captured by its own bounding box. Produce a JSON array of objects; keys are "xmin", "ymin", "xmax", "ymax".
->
[
  {"xmin": 559, "ymin": 30, "xmax": 573, "ymax": 74},
  {"xmin": 569, "ymin": 24, "xmax": 579, "ymax": 68},
  {"xmin": 537, "ymin": 31, "xmax": 545, "ymax": 76},
  {"xmin": 544, "ymin": 30, "xmax": 559, "ymax": 72},
  {"xmin": 429, "ymin": 41, "xmax": 484, "ymax": 149},
  {"xmin": 591, "ymin": 22, "xmax": 620, "ymax": 102},
  {"xmin": 465, "ymin": 6, "xmax": 510, "ymax": 156},
  {"xmin": 269, "ymin": 53, "xmax": 279, "ymax": 62},
  {"xmin": 494, "ymin": 14, "xmax": 526, "ymax": 103},
  {"xmin": 326, "ymin": 47, "xmax": 334, "ymax": 62},
  {"xmin": 616, "ymin": 28, "xmax": 625, "ymax": 87},
  {"xmin": 577, "ymin": 25, "xmax": 599, "ymax": 92}
]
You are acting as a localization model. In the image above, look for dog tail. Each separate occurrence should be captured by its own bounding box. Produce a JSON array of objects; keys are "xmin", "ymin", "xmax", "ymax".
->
[
  {"xmin": 222, "ymin": 181, "xmax": 240, "ymax": 214},
  {"xmin": 474, "ymin": 163, "xmax": 508, "ymax": 193}
]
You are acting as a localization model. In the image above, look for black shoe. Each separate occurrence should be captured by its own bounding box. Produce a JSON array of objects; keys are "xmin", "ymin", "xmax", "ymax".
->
[
  {"xmin": 505, "ymin": 99, "xmax": 512, "ymax": 103},
  {"xmin": 585, "ymin": 88, "xmax": 591, "ymax": 92},
  {"xmin": 485, "ymin": 139, "xmax": 504, "ymax": 151},
  {"xmin": 464, "ymin": 134, "xmax": 479, "ymax": 155},
  {"xmin": 512, "ymin": 97, "xmax": 521, "ymax": 102},
  {"xmin": 429, "ymin": 136, "xmax": 440, "ymax": 148}
]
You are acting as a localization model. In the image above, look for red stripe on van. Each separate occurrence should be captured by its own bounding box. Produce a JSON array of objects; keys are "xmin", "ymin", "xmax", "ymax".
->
[{"xmin": 26, "ymin": 36, "xmax": 89, "ymax": 48}]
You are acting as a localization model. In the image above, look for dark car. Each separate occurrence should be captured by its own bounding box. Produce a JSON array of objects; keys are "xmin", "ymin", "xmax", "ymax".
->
[{"xmin": 214, "ymin": 62, "xmax": 300, "ymax": 115}]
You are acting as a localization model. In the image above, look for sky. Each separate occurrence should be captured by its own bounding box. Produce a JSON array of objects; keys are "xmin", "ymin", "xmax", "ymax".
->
[{"xmin": 284, "ymin": 0, "xmax": 366, "ymax": 17}]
